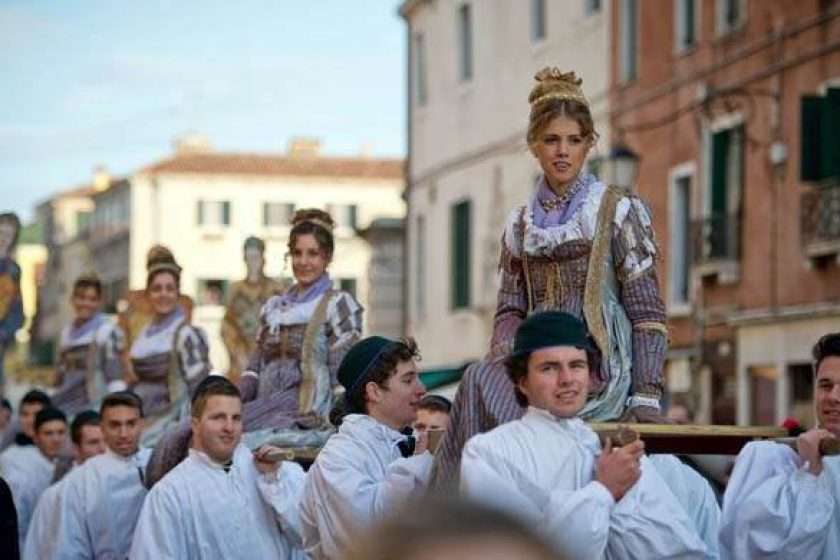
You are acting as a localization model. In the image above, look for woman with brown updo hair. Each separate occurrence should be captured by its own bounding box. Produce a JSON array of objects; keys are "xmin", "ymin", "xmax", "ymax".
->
[
  {"xmin": 432, "ymin": 68, "xmax": 669, "ymax": 488},
  {"xmin": 145, "ymin": 212, "xmax": 362, "ymax": 486},
  {"xmin": 128, "ymin": 245, "xmax": 211, "ymax": 445},
  {"xmin": 237, "ymin": 208, "xmax": 363, "ymax": 448}
]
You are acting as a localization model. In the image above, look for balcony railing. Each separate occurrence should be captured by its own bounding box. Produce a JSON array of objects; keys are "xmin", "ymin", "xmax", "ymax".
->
[
  {"xmin": 801, "ymin": 183, "xmax": 840, "ymax": 258},
  {"xmin": 691, "ymin": 212, "xmax": 740, "ymax": 265}
]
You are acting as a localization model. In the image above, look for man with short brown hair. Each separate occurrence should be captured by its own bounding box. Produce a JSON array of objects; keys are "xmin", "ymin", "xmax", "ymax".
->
[
  {"xmin": 59, "ymin": 391, "xmax": 150, "ymax": 558},
  {"xmin": 130, "ymin": 376, "xmax": 305, "ymax": 559},
  {"xmin": 720, "ymin": 332, "xmax": 840, "ymax": 559}
]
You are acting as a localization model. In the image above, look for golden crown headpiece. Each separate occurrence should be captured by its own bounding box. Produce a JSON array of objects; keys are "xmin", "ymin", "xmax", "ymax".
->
[
  {"xmin": 528, "ymin": 68, "xmax": 589, "ymax": 108},
  {"xmin": 294, "ymin": 217, "xmax": 335, "ymax": 232}
]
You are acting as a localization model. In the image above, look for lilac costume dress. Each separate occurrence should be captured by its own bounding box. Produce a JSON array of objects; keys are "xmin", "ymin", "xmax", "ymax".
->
[
  {"xmin": 239, "ymin": 274, "xmax": 363, "ymax": 448},
  {"xmin": 432, "ymin": 173, "xmax": 669, "ymax": 488},
  {"xmin": 145, "ymin": 275, "xmax": 362, "ymax": 487},
  {"xmin": 51, "ymin": 313, "xmax": 126, "ymax": 416},
  {"xmin": 129, "ymin": 307, "xmax": 211, "ymax": 446}
]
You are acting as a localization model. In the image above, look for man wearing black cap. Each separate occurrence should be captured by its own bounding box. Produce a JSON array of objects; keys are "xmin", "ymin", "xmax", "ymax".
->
[
  {"xmin": 300, "ymin": 336, "xmax": 431, "ymax": 560},
  {"xmin": 460, "ymin": 312, "xmax": 707, "ymax": 559},
  {"xmin": 2, "ymin": 407, "xmax": 67, "ymax": 550}
]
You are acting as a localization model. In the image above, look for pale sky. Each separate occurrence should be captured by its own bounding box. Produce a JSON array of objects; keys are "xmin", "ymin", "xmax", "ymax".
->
[{"xmin": 0, "ymin": 0, "xmax": 406, "ymax": 221}]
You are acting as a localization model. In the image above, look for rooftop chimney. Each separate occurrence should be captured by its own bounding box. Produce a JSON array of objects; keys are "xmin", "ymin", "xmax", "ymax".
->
[
  {"xmin": 287, "ymin": 137, "xmax": 321, "ymax": 158},
  {"xmin": 173, "ymin": 133, "xmax": 212, "ymax": 156},
  {"xmin": 92, "ymin": 165, "xmax": 111, "ymax": 192}
]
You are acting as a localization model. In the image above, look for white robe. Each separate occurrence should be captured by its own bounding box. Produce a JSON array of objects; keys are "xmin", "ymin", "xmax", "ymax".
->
[
  {"xmin": 460, "ymin": 407, "xmax": 708, "ymax": 560},
  {"xmin": 0, "ymin": 444, "xmax": 55, "ymax": 550},
  {"xmin": 129, "ymin": 444, "xmax": 306, "ymax": 560},
  {"xmin": 648, "ymin": 454, "xmax": 721, "ymax": 559},
  {"xmin": 720, "ymin": 441, "xmax": 839, "ymax": 560},
  {"xmin": 300, "ymin": 414, "xmax": 433, "ymax": 560},
  {"xmin": 59, "ymin": 447, "xmax": 152, "ymax": 559},
  {"xmin": 22, "ymin": 469, "xmax": 73, "ymax": 560}
]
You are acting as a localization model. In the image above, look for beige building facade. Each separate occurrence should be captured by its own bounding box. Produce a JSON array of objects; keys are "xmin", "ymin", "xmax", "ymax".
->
[
  {"xmin": 123, "ymin": 138, "xmax": 406, "ymax": 371},
  {"xmin": 400, "ymin": 0, "xmax": 612, "ymax": 367}
]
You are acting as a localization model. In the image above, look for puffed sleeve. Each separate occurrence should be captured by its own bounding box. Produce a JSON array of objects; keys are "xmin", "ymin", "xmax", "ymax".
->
[
  {"xmin": 611, "ymin": 195, "xmax": 668, "ymax": 402},
  {"xmin": 324, "ymin": 291, "xmax": 363, "ymax": 387},
  {"xmin": 99, "ymin": 322, "xmax": 127, "ymax": 392},
  {"xmin": 175, "ymin": 325, "xmax": 211, "ymax": 396},
  {"xmin": 490, "ymin": 208, "xmax": 529, "ymax": 357}
]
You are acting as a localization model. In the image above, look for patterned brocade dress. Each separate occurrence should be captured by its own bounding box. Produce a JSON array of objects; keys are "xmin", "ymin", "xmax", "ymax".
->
[
  {"xmin": 239, "ymin": 283, "xmax": 363, "ymax": 449},
  {"xmin": 52, "ymin": 313, "xmax": 126, "ymax": 416},
  {"xmin": 432, "ymin": 173, "xmax": 669, "ymax": 487},
  {"xmin": 129, "ymin": 307, "xmax": 211, "ymax": 446}
]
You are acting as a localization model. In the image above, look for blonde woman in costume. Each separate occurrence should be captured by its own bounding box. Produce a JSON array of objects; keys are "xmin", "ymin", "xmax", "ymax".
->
[
  {"xmin": 433, "ymin": 69, "xmax": 670, "ymax": 488},
  {"xmin": 128, "ymin": 246, "xmax": 211, "ymax": 445}
]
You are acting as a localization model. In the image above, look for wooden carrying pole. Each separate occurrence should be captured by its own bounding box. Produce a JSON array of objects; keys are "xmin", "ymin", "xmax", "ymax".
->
[{"xmin": 591, "ymin": 423, "xmax": 840, "ymax": 456}]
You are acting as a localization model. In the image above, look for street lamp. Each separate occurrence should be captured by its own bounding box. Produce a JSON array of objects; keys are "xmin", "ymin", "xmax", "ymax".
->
[{"xmin": 605, "ymin": 143, "xmax": 640, "ymax": 190}]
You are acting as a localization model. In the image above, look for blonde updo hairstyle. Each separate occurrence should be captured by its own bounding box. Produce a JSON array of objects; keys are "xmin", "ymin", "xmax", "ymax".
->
[
  {"xmin": 288, "ymin": 208, "xmax": 336, "ymax": 261},
  {"xmin": 145, "ymin": 245, "xmax": 182, "ymax": 290},
  {"xmin": 526, "ymin": 68, "xmax": 599, "ymax": 149}
]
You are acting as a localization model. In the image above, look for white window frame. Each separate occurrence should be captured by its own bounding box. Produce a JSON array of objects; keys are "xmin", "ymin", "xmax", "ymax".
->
[
  {"xmin": 457, "ymin": 3, "xmax": 473, "ymax": 82},
  {"xmin": 619, "ymin": 0, "xmax": 638, "ymax": 83},
  {"xmin": 413, "ymin": 31, "xmax": 428, "ymax": 106},
  {"xmin": 263, "ymin": 201, "xmax": 295, "ymax": 228},
  {"xmin": 674, "ymin": 0, "xmax": 698, "ymax": 54},
  {"xmin": 414, "ymin": 213, "xmax": 426, "ymax": 322},
  {"xmin": 668, "ymin": 162, "xmax": 696, "ymax": 315},
  {"xmin": 716, "ymin": 0, "xmax": 746, "ymax": 37},
  {"xmin": 702, "ymin": 112, "xmax": 744, "ymax": 219},
  {"xmin": 530, "ymin": 0, "xmax": 546, "ymax": 43}
]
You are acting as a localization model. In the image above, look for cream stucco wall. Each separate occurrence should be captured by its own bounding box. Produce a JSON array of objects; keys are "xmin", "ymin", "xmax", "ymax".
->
[
  {"xmin": 128, "ymin": 171, "xmax": 405, "ymax": 371},
  {"xmin": 404, "ymin": 0, "xmax": 611, "ymax": 367},
  {"xmin": 736, "ymin": 315, "xmax": 840, "ymax": 426}
]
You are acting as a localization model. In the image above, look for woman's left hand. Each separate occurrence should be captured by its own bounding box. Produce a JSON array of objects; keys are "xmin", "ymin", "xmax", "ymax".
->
[{"xmin": 619, "ymin": 406, "xmax": 671, "ymax": 424}]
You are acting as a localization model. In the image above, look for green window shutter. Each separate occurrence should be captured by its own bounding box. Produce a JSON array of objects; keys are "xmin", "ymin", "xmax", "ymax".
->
[
  {"xmin": 711, "ymin": 129, "xmax": 730, "ymax": 215},
  {"xmin": 801, "ymin": 95, "xmax": 824, "ymax": 182},
  {"xmin": 197, "ymin": 201, "xmax": 204, "ymax": 225},
  {"xmin": 349, "ymin": 205, "xmax": 358, "ymax": 229},
  {"xmin": 823, "ymin": 89, "xmax": 840, "ymax": 180},
  {"xmin": 222, "ymin": 202, "xmax": 231, "ymax": 225},
  {"xmin": 262, "ymin": 203, "xmax": 269, "ymax": 226},
  {"xmin": 451, "ymin": 200, "xmax": 471, "ymax": 309}
]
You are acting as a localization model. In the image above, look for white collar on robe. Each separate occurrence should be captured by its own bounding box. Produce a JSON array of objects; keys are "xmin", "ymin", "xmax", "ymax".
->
[
  {"xmin": 522, "ymin": 406, "xmax": 602, "ymax": 453},
  {"xmin": 339, "ymin": 414, "xmax": 408, "ymax": 448},
  {"xmin": 188, "ymin": 447, "xmax": 239, "ymax": 472}
]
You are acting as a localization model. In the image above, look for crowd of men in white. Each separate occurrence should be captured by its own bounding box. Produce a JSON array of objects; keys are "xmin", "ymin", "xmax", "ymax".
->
[{"xmin": 1, "ymin": 311, "xmax": 839, "ymax": 559}]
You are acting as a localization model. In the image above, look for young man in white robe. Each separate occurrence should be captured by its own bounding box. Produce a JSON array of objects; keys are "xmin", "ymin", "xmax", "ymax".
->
[
  {"xmin": 460, "ymin": 311, "xmax": 708, "ymax": 560},
  {"xmin": 130, "ymin": 375, "xmax": 306, "ymax": 559},
  {"xmin": 59, "ymin": 391, "xmax": 150, "ymax": 558},
  {"xmin": 1, "ymin": 407, "xmax": 67, "ymax": 550},
  {"xmin": 0, "ymin": 389, "xmax": 50, "ymax": 455},
  {"xmin": 720, "ymin": 332, "xmax": 840, "ymax": 559},
  {"xmin": 301, "ymin": 336, "xmax": 432, "ymax": 560},
  {"xmin": 23, "ymin": 410, "xmax": 105, "ymax": 560}
]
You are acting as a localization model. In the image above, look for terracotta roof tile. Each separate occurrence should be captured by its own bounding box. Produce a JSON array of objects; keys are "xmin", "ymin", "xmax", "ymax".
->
[{"xmin": 139, "ymin": 153, "xmax": 404, "ymax": 180}]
